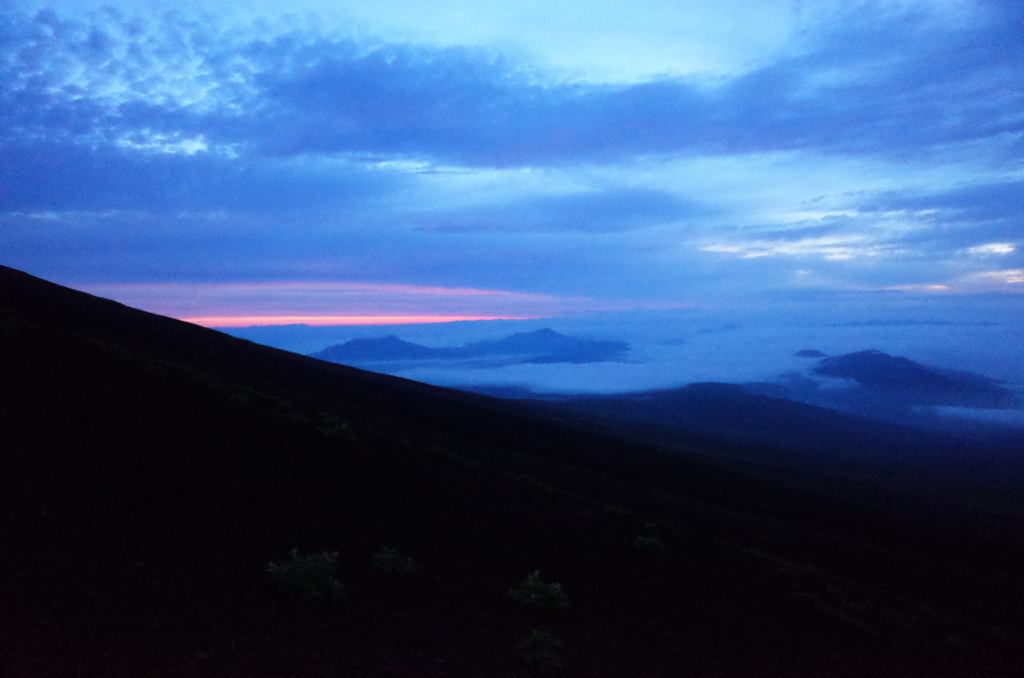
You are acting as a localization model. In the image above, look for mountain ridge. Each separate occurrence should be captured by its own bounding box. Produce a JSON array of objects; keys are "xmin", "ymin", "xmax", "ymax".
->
[
  {"xmin": 813, "ymin": 349, "xmax": 1019, "ymax": 407},
  {"xmin": 309, "ymin": 328, "xmax": 630, "ymax": 365},
  {"xmin": 2, "ymin": 264, "xmax": 1023, "ymax": 676}
]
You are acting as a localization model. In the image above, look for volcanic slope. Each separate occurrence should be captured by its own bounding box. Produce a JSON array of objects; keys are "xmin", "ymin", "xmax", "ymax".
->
[{"xmin": 1, "ymin": 264, "xmax": 1023, "ymax": 677}]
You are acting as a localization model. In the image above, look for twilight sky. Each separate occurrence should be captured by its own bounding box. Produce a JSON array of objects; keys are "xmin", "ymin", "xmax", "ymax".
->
[{"xmin": 1, "ymin": 0, "xmax": 1021, "ymax": 327}]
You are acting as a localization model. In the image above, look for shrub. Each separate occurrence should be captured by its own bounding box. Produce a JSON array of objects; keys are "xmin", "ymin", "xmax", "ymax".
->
[
  {"xmin": 508, "ymin": 571, "xmax": 570, "ymax": 616},
  {"xmin": 0, "ymin": 315, "xmax": 20, "ymax": 341},
  {"xmin": 318, "ymin": 412, "xmax": 356, "ymax": 443},
  {"xmin": 516, "ymin": 629, "xmax": 564, "ymax": 669},
  {"xmin": 634, "ymin": 535, "xmax": 667, "ymax": 558},
  {"xmin": 373, "ymin": 546, "xmax": 418, "ymax": 578},
  {"xmin": 269, "ymin": 402, "xmax": 308, "ymax": 426},
  {"xmin": 264, "ymin": 549, "xmax": 346, "ymax": 604}
]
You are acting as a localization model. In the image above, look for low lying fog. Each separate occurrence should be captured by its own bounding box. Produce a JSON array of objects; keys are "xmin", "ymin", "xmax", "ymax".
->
[{"xmin": 222, "ymin": 294, "xmax": 1024, "ymax": 410}]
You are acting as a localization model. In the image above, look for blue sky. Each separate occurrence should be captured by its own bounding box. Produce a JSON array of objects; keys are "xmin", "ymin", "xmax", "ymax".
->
[{"xmin": 1, "ymin": 0, "xmax": 1021, "ymax": 326}]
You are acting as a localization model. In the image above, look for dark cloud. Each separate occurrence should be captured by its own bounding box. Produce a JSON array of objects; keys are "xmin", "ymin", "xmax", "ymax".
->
[
  {"xmin": 741, "ymin": 220, "xmax": 855, "ymax": 242},
  {"xmin": 850, "ymin": 181, "xmax": 1023, "ymax": 256},
  {"xmin": 2, "ymin": 3, "xmax": 1020, "ymax": 171},
  {"xmin": 267, "ymin": 2, "xmax": 1023, "ymax": 161},
  {"xmin": 860, "ymin": 182, "xmax": 1024, "ymax": 225},
  {"xmin": 1, "ymin": 4, "xmax": 1021, "ymax": 299},
  {"xmin": 411, "ymin": 189, "xmax": 701, "ymax": 233},
  {"xmin": 0, "ymin": 139, "xmax": 398, "ymax": 212},
  {"xmin": 247, "ymin": 42, "xmax": 566, "ymax": 163},
  {"xmin": 239, "ymin": 2, "xmax": 1023, "ymax": 164}
]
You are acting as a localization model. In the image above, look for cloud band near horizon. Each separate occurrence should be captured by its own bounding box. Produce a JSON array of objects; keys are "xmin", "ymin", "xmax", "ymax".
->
[{"xmin": 73, "ymin": 280, "xmax": 673, "ymax": 326}]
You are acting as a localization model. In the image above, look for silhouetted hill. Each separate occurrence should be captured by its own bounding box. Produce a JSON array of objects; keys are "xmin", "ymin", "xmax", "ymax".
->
[
  {"xmin": 813, "ymin": 349, "xmax": 1019, "ymax": 408},
  {"xmin": 309, "ymin": 328, "xmax": 629, "ymax": 366},
  {"xmin": 452, "ymin": 328, "xmax": 629, "ymax": 363},
  {"xmin": 2, "ymin": 264, "xmax": 1023, "ymax": 677},
  {"xmin": 737, "ymin": 350, "xmax": 1023, "ymax": 428},
  {"xmin": 312, "ymin": 334, "xmax": 439, "ymax": 361},
  {"xmin": 528, "ymin": 383, "xmax": 1024, "ymax": 490}
]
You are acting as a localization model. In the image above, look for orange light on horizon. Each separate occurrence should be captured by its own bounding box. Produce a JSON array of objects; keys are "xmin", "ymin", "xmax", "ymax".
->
[{"xmin": 181, "ymin": 314, "xmax": 542, "ymax": 328}]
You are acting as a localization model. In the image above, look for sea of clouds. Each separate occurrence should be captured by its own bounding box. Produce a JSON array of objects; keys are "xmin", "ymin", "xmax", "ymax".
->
[{"xmin": 222, "ymin": 293, "xmax": 1024, "ymax": 407}]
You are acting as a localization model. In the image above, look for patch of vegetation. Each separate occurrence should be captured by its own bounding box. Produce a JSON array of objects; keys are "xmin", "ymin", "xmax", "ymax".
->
[
  {"xmin": 318, "ymin": 412, "xmax": 356, "ymax": 443},
  {"xmin": 722, "ymin": 541, "xmax": 942, "ymax": 638},
  {"xmin": 505, "ymin": 472, "xmax": 588, "ymax": 504},
  {"xmin": 633, "ymin": 535, "xmax": 667, "ymax": 558},
  {"xmin": 947, "ymin": 626, "xmax": 1023, "ymax": 650},
  {"xmin": 508, "ymin": 571, "xmax": 570, "ymax": 616},
  {"xmin": 264, "ymin": 549, "xmax": 346, "ymax": 604},
  {"xmin": 428, "ymin": 445, "xmax": 480, "ymax": 467},
  {"xmin": 0, "ymin": 315, "xmax": 21, "ymax": 341},
  {"xmin": 372, "ymin": 546, "xmax": 418, "ymax": 578},
  {"xmin": 516, "ymin": 629, "xmax": 564, "ymax": 669},
  {"xmin": 266, "ymin": 397, "xmax": 308, "ymax": 426},
  {"xmin": 598, "ymin": 502, "xmax": 640, "ymax": 521},
  {"xmin": 505, "ymin": 472, "xmax": 554, "ymax": 492}
]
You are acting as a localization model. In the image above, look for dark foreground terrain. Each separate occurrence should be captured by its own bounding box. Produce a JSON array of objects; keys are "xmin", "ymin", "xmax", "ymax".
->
[{"xmin": 2, "ymin": 264, "xmax": 1023, "ymax": 677}]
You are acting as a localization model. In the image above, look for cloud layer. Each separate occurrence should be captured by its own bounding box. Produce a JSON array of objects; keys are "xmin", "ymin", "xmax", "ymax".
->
[{"xmin": 0, "ymin": 1, "xmax": 1021, "ymax": 323}]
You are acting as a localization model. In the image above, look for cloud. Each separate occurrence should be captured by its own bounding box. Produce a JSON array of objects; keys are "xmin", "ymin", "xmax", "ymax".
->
[
  {"xmin": 968, "ymin": 243, "xmax": 1015, "ymax": 256},
  {"xmin": 246, "ymin": 1, "xmax": 1023, "ymax": 163},
  {"xmin": 409, "ymin": 188, "xmax": 700, "ymax": 233},
  {"xmin": 859, "ymin": 182, "xmax": 1024, "ymax": 225},
  {"xmin": 850, "ymin": 181, "xmax": 1024, "ymax": 259},
  {"xmin": 0, "ymin": 3, "xmax": 1021, "ymax": 308},
  {"xmin": 0, "ymin": 139, "xmax": 398, "ymax": 212},
  {"xmin": 72, "ymin": 279, "xmax": 645, "ymax": 324},
  {"xmin": 186, "ymin": 314, "xmax": 538, "ymax": 327},
  {"xmin": 700, "ymin": 234, "xmax": 899, "ymax": 261},
  {"xmin": 2, "ymin": 3, "xmax": 1020, "ymax": 169},
  {"xmin": 956, "ymin": 269, "xmax": 1024, "ymax": 288},
  {"xmin": 8, "ymin": 0, "xmax": 800, "ymax": 83}
]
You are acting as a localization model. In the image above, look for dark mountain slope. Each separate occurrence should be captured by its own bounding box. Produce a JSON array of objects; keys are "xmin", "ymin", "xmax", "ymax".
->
[
  {"xmin": 2, "ymin": 265, "xmax": 1023, "ymax": 677},
  {"xmin": 738, "ymin": 349, "xmax": 1023, "ymax": 427},
  {"xmin": 535, "ymin": 382, "xmax": 1023, "ymax": 482}
]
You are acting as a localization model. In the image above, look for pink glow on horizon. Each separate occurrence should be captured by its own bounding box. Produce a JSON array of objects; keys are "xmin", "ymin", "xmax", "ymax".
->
[
  {"xmin": 84, "ymin": 281, "xmax": 557, "ymax": 300},
  {"xmin": 73, "ymin": 280, "xmax": 702, "ymax": 325},
  {"xmin": 182, "ymin": 314, "xmax": 542, "ymax": 328}
]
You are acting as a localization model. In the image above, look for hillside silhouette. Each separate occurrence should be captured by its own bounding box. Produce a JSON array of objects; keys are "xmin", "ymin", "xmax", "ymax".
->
[
  {"xmin": 735, "ymin": 350, "xmax": 1023, "ymax": 426},
  {"xmin": 2, "ymin": 264, "xmax": 1023, "ymax": 677},
  {"xmin": 813, "ymin": 349, "xmax": 1019, "ymax": 408},
  {"xmin": 310, "ymin": 328, "xmax": 630, "ymax": 366}
]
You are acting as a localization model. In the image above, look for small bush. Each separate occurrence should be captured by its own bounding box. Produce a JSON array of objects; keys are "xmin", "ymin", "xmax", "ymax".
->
[
  {"xmin": 318, "ymin": 413, "xmax": 356, "ymax": 443},
  {"xmin": 0, "ymin": 316, "xmax": 20, "ymax": 341},
  {"xmin": 264, "ymin": 549, "xmax": 346, "ymax": 604},
  {"xmin": 373, "ymin": 546, "xmax": 418, "ymax": 577},
  {"xmin": 634, "ymin": 535, "xmax": 667, "ymax": 558},
  {"xmin": 269, "ymin": 403, "xmax": 308, "ymax": 426},
  {"xmin": 508, "ymin": 571, "xmax": 570, "ymax": 616},
  {"xmin": 429, "ymin": 445, "xmax": 481, "ymax": 468},
  {"xmin": 516, "ymin": 629, "xmax": 564, "ymax": 669}
]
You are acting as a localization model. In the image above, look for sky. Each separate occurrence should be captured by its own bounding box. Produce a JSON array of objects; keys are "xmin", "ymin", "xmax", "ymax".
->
[{"xmin": 1, "ymin": 0, "xmax": 1022, "ymax": 385}]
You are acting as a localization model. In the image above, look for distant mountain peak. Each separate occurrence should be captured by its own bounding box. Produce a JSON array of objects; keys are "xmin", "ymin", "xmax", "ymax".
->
[
  {"xmin": 308, "ymin": 327, "xmax": 629, "ymax": 366},
  {"xmin": 310, "ymin": 335, "xmax": 437, "ymax": 362},
  {"xmin": 813, "ymin": 349, "xmax": 1019, "ymax": 409}
]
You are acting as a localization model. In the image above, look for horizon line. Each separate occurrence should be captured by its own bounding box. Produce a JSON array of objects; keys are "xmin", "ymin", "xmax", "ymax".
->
[{"xmin": 183, "ymin": 314, "xmax": 543, "ymax": 328}]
